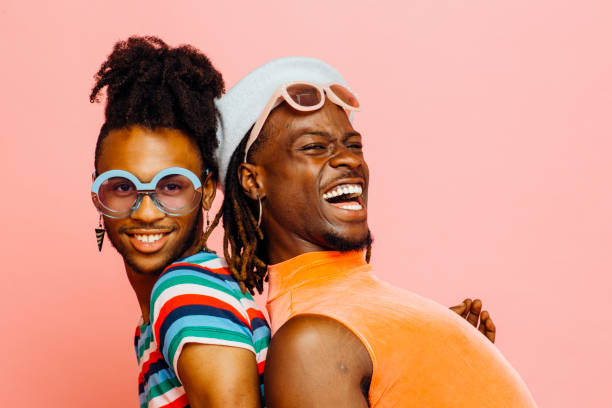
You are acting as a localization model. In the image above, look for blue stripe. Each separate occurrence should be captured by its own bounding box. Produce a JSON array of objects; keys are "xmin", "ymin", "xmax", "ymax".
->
[
  {"xmin": 159, "ymin": 305, "xmax": 252, "ymax": 359},
  {"xmin": 173, "ymin": 250, "xmax": 218, "ymax": 265},
  {"xmin": 253, "ymin": 325, "xmax": 271, "ymax": 344},
  {"xmin": 156, "ymin": 268, "xmax": 233, "ymax": 291},
  {"xmin": 162, "ymin": 264, "xmax": 238, "ymax": 283},
  {"xmin": 251, "ymin": 316, "xmax": 268, "ymax": 331},
  {"xmin": 138, "ymin": 358, "xmax": 171, "ymax": 394}
]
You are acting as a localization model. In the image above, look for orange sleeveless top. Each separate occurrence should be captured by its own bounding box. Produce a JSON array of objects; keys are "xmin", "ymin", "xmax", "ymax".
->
[{"xmin": 266, "ymin": 250, "xmax": 537, "ymax": 407}]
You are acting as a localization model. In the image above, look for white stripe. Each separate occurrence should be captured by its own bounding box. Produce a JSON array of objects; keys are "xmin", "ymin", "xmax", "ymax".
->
[
  {"xmin": 147, "ymin": 385, "xmax": 185, "ymax": 408},
  {"xmin": 256, "ymin": 347, "xmax": 268, "ymax": 362},
  {"xmin": 152, "ymin": 284, "xmax": 249, "ymax": 324},
  {"xmin": 172, "ymin": 336, "xmax": 256, "ymax": 383},
  {"xmin": 138, "ymin": 337, "xmax": 159, "ymax": 373},
  {"xmin": 198, "ymin": 257, "xmax": 228, "ymax": 269}
]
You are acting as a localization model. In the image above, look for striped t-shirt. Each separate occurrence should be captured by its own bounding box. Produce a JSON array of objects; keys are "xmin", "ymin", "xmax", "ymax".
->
[{"xmin": 134, "ymin": 251, "xmax": 270, "ymax": 408}]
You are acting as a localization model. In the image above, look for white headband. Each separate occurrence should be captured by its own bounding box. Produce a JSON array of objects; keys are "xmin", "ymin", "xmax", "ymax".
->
[{"xmin": 214, "ymin": 56, "xmax": 352, "ymax": 188}]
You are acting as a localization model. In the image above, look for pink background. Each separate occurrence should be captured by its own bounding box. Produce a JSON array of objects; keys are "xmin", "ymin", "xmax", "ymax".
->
[{"xmin": 1, "ymin": 0, "xmax": 611, "ymax": 406}]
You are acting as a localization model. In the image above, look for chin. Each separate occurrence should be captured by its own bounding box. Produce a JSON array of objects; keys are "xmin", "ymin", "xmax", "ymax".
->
[
  {"xmin": 323, "ymin": 228, "xmax": 372, "ymax": 252},
  {"xmin": 107, "ymin": 233, "xmax": 184, "ymax": 276},
  {"xmin": 123, "ymin": 251, "xmax": 174, "ymax": 276}
]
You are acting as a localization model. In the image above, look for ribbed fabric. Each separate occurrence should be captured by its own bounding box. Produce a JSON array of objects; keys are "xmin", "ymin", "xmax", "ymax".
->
[{"xmin": 267, "ymin": 250, "xmax": 537, "ymax": 407}]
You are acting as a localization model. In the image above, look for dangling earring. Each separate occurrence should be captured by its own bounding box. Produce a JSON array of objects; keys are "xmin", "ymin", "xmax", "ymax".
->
[
  {"xmin": 95, "ymin": 214, "xmax": 105, "ymax": 252},
  {"xmin": 256, "ymin": 193, "xmax": 262, "ymax": 229},
  {"xmin": 200, "ymin": 209, "xmax": 215, "ymax": 253}
]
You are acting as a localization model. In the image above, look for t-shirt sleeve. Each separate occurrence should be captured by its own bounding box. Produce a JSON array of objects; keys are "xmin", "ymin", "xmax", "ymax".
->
[{"xmin": 149, "ymin": 264, "xmax": 255, "ymax": 378}]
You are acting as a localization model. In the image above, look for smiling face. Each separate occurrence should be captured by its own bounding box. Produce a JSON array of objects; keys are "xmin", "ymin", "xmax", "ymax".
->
[
  {"xmin": 96, "ymin": 125, "xmax": 210, "ymax": 275},
  {"xmin": 242, "ymin": 100, "xmax": 370, "ymax": 263}
]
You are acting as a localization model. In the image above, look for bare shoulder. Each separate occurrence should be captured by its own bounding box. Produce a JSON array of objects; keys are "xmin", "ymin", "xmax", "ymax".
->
[
  {"xmin": 178, "ymin": 343, "xmax": 261, "ymax": 408},
  {"xmin": 265, "ymin": 314, "xmax": 372, "ymax": 408}
]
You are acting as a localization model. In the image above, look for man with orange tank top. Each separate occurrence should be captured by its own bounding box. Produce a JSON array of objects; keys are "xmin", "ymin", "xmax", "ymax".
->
[{"xmin": 216, "ymin": 57, "xmax": 537, "ymax": 407}]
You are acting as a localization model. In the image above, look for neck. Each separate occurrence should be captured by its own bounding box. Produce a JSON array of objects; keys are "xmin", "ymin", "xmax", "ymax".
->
[
  {"xmin": 125, "ymin": 263, "xmax": 158, "ymax": 324},
  {"xmin": 263, "ymin": 223, "xmax": 330, "ymax": 265},
  {"xmin": 126, "ymin": 233, "xmax": 203, "ymax": 323}
]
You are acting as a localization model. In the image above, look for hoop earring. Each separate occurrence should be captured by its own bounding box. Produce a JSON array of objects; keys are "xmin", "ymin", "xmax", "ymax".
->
[
  {"xmin": 256, "ymin": 193, "xmax": 262, "ymax": 229},
  {"xmin": 95, "ymin": 214, "xmax": 105, "ymax": 252}
]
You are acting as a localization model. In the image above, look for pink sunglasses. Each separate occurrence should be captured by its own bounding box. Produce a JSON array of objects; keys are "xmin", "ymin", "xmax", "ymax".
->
[{"xmin": 244, "ymin": 82, "xmax": 361, "ymax": 160}]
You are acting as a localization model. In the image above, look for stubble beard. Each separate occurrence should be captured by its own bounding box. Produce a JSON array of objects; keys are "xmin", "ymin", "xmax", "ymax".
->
[
  {"xmin": 322, "ymin": 229, "xmax": 373, "ymax": 253},
  {"xmin": 105, "ymin": 210, "xmax": 201, "ymax": 276}
]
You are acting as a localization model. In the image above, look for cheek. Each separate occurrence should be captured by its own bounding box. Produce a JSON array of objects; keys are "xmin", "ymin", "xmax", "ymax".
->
[
  {"xmin": 174, "ymin": 211, "xmax": 200, "ymax": 235},
  {"xmin": 103, "ymin": 218, "xmax": 122, "ymax": 236}
]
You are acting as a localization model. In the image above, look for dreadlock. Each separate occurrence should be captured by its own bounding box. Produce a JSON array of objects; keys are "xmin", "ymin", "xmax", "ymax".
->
[
  {"xmin": 221, "ymin": 126, "xmax": 373, "ymax": 295},
  {"xmin": 221, "ymin": 133, "xmax": 268, "ymax": 294},
  {"xmin": 90, "ymin": 35, "xmax": 224, "ymax": 179}
]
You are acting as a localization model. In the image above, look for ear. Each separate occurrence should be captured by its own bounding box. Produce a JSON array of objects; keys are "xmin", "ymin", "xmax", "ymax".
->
[
  {"xmin": 238, "ymin": 163, "xmax": 265, "ymax": 200},
  {"xmin": 201, "ymin": 171, "xmax": 218, "ymax": 211}
]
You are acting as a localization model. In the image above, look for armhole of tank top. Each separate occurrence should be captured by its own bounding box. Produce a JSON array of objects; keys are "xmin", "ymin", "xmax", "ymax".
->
[{"xmin": 291, "ymin": 312, "xmax": 380, "ymax": 406}]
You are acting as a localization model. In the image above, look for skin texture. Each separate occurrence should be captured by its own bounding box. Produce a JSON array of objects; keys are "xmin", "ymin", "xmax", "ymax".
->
[
  {"xmin": 264, "ymin": 315, "xmax": 372, "ymax": 408},
  {"xmin": 240, "ymin": 100, "xmax": 369, "ymax": 265},
  {"xmin": 97, "ymin": 125, "xmax": 261, "ymax": 408},
  {"xmin": 244, "ymin": 102, "xmax": 497, "ymax": 407}
]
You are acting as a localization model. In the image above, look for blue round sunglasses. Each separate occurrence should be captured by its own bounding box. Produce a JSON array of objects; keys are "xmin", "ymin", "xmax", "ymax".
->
[{"xmin": 91, "ymin": 167, "xmax": 203, "ymax": 219}]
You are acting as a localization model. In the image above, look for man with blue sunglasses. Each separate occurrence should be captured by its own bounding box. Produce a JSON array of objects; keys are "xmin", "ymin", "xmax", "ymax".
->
[{"xmin": 90, "ymin": 36, "xmax": 270, "ymax": 408}]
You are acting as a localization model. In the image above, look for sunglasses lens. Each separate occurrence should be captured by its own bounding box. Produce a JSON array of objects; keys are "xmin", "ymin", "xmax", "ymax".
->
[
  {"xmin": 286, "ymin": 83, "xmax": 322, "ymax": 107},
  {"xmin": 155, "ymin": 174, "xmax": 201, "ymax": 214},
  {"xmin": 329, "ymin": 84, "xmax": 360, "ymax": 108},
  {"xmin": 97, "ymin": 177, "xmax": 138, "ymax": 213}
]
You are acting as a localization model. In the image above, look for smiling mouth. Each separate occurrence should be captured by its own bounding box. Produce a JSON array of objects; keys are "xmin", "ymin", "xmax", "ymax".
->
[
  {"xmin": 322, "ymin": 183, "xmax": 364, "ymax": 211},
  {"xmin": 132, "ymin": 233, "xmax": 165, "ymax": 243},
  {"xmin": 124, "ymin": 229, "xmax": 173, "ymax": 253}
]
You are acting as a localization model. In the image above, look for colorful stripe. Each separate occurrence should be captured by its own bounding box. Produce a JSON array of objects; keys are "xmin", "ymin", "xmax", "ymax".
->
[{"xmin": 135, "ymin": 251, "xmax": 270, "ymax": 407}]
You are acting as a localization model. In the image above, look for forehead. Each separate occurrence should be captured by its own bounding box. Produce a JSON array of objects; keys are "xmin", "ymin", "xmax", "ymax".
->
[
  {"xmin": 266, "ymin": 99, "xmax": 357, "ymax": 143},
  {"xmin": 97, "ymin": 126, "xmax": 202, "ymax": 181}
]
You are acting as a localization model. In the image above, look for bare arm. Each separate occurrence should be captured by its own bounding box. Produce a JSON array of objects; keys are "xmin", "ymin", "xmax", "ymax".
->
[
  {"xmin": 264, "ymin": 314, "xmax": 372, "ymax": 408},
  {"xmin": 178, "ymin": 343, "xmax": 262, "ymax": 408}
]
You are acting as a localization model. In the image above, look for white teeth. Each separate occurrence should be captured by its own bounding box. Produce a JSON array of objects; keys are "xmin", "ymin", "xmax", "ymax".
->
[
  {"xmin": 340, "ymin": 204, "xmax": 363, "ymax": 211},
  {"xmin": 134, "ymin": 233, "xmax": 164, "ymax": 243},
  {"xmin": 322, "ymin": 184, "xmax": 363, "ymax": 200}
]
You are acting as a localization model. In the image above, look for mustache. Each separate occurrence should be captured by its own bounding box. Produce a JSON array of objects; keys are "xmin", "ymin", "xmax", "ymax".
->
[
  {"xmin": 322, "ymin": 170, "xmax": 367, "ymax": 188},
  {"xmin": 118, "ymin": 224, "xmax": 176, "ymax": 234}
]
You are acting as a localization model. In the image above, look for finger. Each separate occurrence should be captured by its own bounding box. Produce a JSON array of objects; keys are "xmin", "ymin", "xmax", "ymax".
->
[
  {"xmin": 467, "ymin": 299, "xmax": 481, "ymax": 327},
  {"xmin": 486, "ymin": 327, "xmax": 496, "ymax": 343},
  {"xmin": 478, "ymin": 310, "xmax": 488, "ymax": 336},
  {"xmin": 478, "ymin": 314, "xmax": 487, "ymax": 336},
  {"xmin": 449, "ymin": 303, "xmax": 467, "ymax": 315},
  {"xmin": 462, "ymin": 298, "xmax": 472, "ymax": 318},
  {"xmin": 482, "ymin": 311, "xmax": 496, "ymax": 343}
]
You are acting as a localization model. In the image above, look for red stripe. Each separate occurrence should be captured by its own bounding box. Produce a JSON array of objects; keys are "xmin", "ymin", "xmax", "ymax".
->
[
  {"xmin": 246, "ymin": 306, "xmax": 266, "ymax": 321},
  {"xmin": 138, "ymin": 350, "xmax": 164, "ymax": 382},
  {"xmin": 163, "ymin": 262, "xmax": 231, "ymax": 275},
  {"xmin": 154, "ymin": 293, "xmax": 250, "ymax": 341},
  {"xmin": 257, "ymin": 360, "xmax": 266, "ymax": 374},
  {"xmin": 159, "ymin": 393, "xmax": 189, "ymax": 408}
]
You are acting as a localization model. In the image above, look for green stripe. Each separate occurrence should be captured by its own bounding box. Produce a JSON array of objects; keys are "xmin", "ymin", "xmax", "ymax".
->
[
  {"xmin": 167, "ymin": 327, "xmax": 253, "ymax": 366},
  {"xmin": 254, "ymin": 337, "xmax": 270, "ymax": 352},
  {"xmin": 147, "ymin": 376, "xmax": 182, "ymax": 400},
  {"xmin": 137, "ymin": 333, "xmax": 153, "ymax": 359},
  {"xmin": 151, "ymin": 274, "xmax": 236, "ymax": 306}
]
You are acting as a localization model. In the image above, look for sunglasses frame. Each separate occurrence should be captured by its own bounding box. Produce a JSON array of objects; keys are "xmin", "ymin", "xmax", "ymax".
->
[
  {"xmin": 91, "ymin": 167, "xmax": 203, "ymax": 219},
  {"xmin": 244, "ymin": 82, "xmax": 361, "ymax": 161}
]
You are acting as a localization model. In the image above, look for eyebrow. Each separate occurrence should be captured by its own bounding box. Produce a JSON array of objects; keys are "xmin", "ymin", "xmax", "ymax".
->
[{"xmin": 294, "ymin": 130, "xmax": 362, "ymax": 141}]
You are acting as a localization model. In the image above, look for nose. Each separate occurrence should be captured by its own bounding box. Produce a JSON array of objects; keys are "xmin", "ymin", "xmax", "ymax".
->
[
  {"xmin": 130, "ymin": 194, "xmax": 165, "ymax": 223},
  {"xmin": 328, "ymin": 145, "xmax": 362, "ymax": 169}
]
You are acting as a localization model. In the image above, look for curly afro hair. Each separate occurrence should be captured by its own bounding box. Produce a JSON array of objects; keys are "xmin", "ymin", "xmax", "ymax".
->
[{"xmin": 90, "ymin": 35, "xmax": 224, "ymax": 177}]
